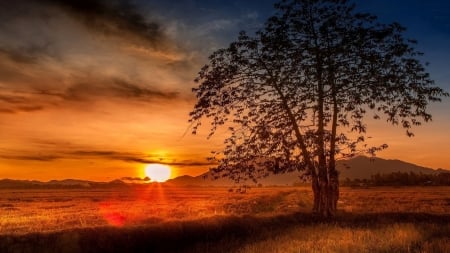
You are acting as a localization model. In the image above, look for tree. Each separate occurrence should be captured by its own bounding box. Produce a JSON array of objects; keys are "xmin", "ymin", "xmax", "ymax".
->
[{"xmin": 189, "ymin": 0, "xmax": 448, "ymax": 217}]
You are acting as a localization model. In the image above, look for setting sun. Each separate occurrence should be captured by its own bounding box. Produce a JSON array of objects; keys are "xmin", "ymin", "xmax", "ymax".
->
[{"xmin": 145, "ymin": 164, "xmax": 171, "ymax": 182}]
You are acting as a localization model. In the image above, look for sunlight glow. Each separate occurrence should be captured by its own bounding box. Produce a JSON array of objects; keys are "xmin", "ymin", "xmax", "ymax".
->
[{"xmin": 145, "ymin": 164, "xmax": 171, "ymax": 182}]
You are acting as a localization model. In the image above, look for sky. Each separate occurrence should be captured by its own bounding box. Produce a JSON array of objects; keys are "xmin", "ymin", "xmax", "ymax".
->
[{"xmin": 0, "ymin": 0, "xmax": 449, "ymax": 181}]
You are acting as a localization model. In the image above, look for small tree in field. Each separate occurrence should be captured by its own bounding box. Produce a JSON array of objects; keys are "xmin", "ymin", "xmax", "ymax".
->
[{"xmin": 189, "ymin": 0, "xmax": 448, "ymax": 217}]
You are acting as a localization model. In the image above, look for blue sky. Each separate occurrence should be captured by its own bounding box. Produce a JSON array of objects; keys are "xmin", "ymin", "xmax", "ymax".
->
[{"xmin": 142, "ymin": 0, "xmax": 450, "ymax": 87}]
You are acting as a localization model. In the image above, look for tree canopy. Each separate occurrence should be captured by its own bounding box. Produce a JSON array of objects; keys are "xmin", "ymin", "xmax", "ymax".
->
[{"xmin": 189, "ymin": 0, "xmax": 448, "ymax": 217}]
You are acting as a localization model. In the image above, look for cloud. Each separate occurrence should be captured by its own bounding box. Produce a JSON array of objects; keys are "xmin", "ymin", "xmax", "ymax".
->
[
  {"xmin": 0, "ymin": 108, "xmax": 16, "ymax": 114},
  {"xmin": 0, "ymin": 47, "xmax": 39, "ymax": 65},
  {"xmin": 70, "ymin": 150, "xmax": 123, "ymax": 157},
  {"xmin": 0, "ymin": 154, "xmax": 61, "ymax": 161},
  {"xmin": 0, "ymin": 2, "xmax": 65, "ymax": 63},
  {"xmin": 0, "ymin": 149, "xmax": 215, "ymax": 167},
  {"xmin": 0, "ymin": 74, "xmax": 181, "ymax": 114},
  {"xmin": 121, "ymin": 176, "xmax": 151, "ymax": 182},
  {"xmin": 0, "ymin": 92, "xmax": 46, "ymax": 114},
  {"xmin": 77, "ymin": 151, "xmax": 216, "ymax": 167},
  {"xmin": 62, "ymin": 78, "xmax": 180, "ymax": 102},
  {"xmin": 9, "ymin": 0, "xmax": 166, "ymax": 50},
  {"xmin": 0, "ymin": 94, "xmax": 28, "ymax": 104},
  {"xmin": 0, "ymin": 0, "xmax": 194, "ymax": 113}
]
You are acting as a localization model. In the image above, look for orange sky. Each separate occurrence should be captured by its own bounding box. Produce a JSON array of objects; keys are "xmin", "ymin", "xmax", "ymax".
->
[{"xmin": 0, "ymin": 0, "xmax": 449, "ymax": 181}]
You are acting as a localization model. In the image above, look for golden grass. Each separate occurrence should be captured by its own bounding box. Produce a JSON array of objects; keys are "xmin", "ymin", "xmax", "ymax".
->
[
  {"xmin": 0, "ymin": 186, "xmax": 307, "ymax": 234},
  {"xmin": 338, "ymin": 186, "xmax": 450, "ymax": 214},
  {"xmin": 0, "ymin": 186, "xmax": 449, "ymax": 235},
  {"xmin": 0, "ymin": 186, "xmax": 449, "ymax": 252},
  {"xmin": 237, "ymin": 223, "xmax": 447, "ymax": 253}
]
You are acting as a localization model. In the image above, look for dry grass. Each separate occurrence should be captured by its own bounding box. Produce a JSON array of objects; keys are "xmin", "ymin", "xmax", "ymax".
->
[
  {"xmin": 237, "ymin": 222, "xmax": 449, "ymax": 253},
  {"xmin": 338, "ymin": 186, "xmax": 450, "ymax": 214},
  {"xmin": 0, "ymin": 186, "xmax": 311, "ymax": 235},
  {"xmin": 0, "ymin": 186, "xmax": 449, "ymax": 252}
]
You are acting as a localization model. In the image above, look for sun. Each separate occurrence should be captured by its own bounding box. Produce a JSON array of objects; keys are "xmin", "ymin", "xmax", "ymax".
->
[{"xmin": 144, "ymin": 164, "xmax": 171, "ymax": 182}]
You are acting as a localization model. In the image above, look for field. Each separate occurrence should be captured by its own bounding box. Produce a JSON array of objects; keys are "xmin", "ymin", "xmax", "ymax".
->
[{"xmin": 0, "ymin": 185, "xmax": 449, "ymax": 252}]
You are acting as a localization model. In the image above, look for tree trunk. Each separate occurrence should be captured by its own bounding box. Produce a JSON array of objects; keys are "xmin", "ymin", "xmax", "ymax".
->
[
  {"xmin": 311, "ymin": 168, "xmax": 339, "ymax": 218},
  {"xmin": 312, "ymin": 174, "xmax": 320, "ymax": 213},
  {"xmin": 328, "ymin": 166, "xmax": 339, "ymax": 214}
]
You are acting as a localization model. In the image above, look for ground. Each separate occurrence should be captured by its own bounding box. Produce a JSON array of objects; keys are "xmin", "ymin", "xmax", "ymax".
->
[{"xmin": 0, "ymin": 186, "xmax": 449, "ymax": 252}]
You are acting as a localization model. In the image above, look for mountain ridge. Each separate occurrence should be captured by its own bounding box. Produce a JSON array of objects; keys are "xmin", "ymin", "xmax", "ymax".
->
[
  {"xmin": 1, "ymin": 156, "xmax": 448, "ymax": 188},
  {"xmin": 167, "ymin": 156, "xmax": 449, "ymax": 186}
]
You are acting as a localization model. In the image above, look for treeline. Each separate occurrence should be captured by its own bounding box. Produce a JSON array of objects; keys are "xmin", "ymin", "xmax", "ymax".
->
[{"xmin": 342, "ymin": 171, "xmax": 450, "ymax": 186}]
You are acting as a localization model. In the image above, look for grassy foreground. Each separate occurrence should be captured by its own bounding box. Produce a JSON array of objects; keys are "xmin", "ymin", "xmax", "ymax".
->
[
  {"xmin": 0, "ymin": 212, "xmax": 449, "ymax": 253},
  {"xmin": 0, "ymin": 186, "xmax": 449, "ymax": 252}
]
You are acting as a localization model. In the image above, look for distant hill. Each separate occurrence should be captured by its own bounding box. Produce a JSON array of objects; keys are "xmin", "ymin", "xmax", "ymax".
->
[
  {"xmin": 164, "ymin": 173, "xmax": 302, "ymax": 187},
  {"xmin": 1, "ymin": 156, "xmax": 447, "ymax": 189},
  {"xmin": 0, "ymin": 179, "xmax": 129, "ymax": 189},
  {"xmin": 167, "ymin": 156, "xmax": 448, "ymax": 186},
  {"xmin": 336, "ymin": 156, "xmax": 439, "ymax": 180}
]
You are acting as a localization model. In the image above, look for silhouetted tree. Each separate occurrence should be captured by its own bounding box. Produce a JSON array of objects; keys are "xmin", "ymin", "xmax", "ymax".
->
[{"xmin": 189, "ymin": 0, "xmax": 448, "ymax": 217}]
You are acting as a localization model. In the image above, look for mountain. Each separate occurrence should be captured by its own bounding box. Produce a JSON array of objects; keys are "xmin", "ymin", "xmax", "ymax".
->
[
  {"xmin": 167, "ymin": 156, "xmax": 448, "ymax": 186},
  {"xmin": 1, "ymin": 157, "xmax": 447, "ymax": 188},
  {"xmin": 47, "ymin": 179, "xmax": 92, "ymax": 187},
  {"xmin": 336, "ymin": 156, "xmax": 439, "ymax": 180},
  {"xmin": 0, "ymin": 179, "xmax": 43, "ymax": 189}
]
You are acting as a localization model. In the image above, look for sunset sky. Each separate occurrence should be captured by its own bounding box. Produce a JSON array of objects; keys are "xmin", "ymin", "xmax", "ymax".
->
[{"xmin": 0, "ymin": 0, "xmax": 449, "ymax": 181}]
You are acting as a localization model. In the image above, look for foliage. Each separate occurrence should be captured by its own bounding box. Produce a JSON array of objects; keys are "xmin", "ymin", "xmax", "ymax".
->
[
  {"xmin": 342, "ymin": 171, "xmax": 450, "ymax": 186},
  {"xmin": 190, "ymin": 0, "xmax": 448, "ymax": 216},
  {"xmin": 373, "ymin": 171, "xmax": 450, "ymax": 186}
]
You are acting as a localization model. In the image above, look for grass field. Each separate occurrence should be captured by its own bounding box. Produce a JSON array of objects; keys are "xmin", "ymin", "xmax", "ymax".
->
[{"xmin": 0, "ymin": 186, "xmax": 449, "ymax": 252}]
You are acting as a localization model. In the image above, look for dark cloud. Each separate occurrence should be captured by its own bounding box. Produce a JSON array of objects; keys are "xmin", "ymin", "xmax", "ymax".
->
[
  {"xmin": 0, "ymin": 94, "xmax": 28, "ymax": 104},
  {"xmin": 0, "ymin": 154, "xmax": 61, "ymax": 161},
  {"xmin": 105, "ymin": 155, "xmax": 158, "ymax": 164},
  {"xmin": 41, "ymin": 0, "xmax": 165, "ymax": 48},
  {"xmin": 112, "ymin": 79, "xmax": 179, "ymax": 100},
  {"xmin": 0, "ymin": 2, "xmax": 62, "ymax": 63},
  {"xmin": 0, "ymin": 76, "xmax": 180, "ymax": 114},
  {"xmin": 0, "ymin": 93, "xmax": 46, "ymax": 114},
  {"xmin": 62, "ymin": 78, "xmax": 180, "ymax": 102},
  {"xmin": 121, "ymin": 176, "xmax": 150, "ymax": 182},
  {"xmin": 0, "ymin": 108, "xmax": 15, "ymax": 114},
  {"xmin": 62, "ymin": 150, "xmax": 163, "ymax": 164},
  {"xmin": 0, "ymin": 0, "xmax": 189, "ymax": 114},
  {"xmin": 0, "ymin": 0, "xmax": 175, "ymax": 68},
  {"xmin": 100, "ymin": 153, "xmax": 216, "ymax": 166},
  {"xmin": 0, "ymin": 48, "xmax": 39, "ymax": 65},
  {"xmin": 0, "ymin": 149, "xmax": 215, "ymax": 167},
  {"xmin": 70, "ymin": 150, "xmax": 123, "ymax": 157}
]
